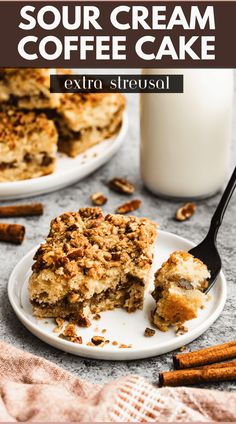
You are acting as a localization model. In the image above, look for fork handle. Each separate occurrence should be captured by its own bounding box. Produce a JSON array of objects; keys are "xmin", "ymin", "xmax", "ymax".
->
[{"xmin": 209, "ymin": 166, "xmax": 236, "ymax": 240}]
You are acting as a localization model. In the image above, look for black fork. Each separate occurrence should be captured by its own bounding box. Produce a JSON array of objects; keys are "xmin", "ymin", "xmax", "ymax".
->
[{"xmin": 189, "ymin": 166, "xmax": 236, "ymax": 293}]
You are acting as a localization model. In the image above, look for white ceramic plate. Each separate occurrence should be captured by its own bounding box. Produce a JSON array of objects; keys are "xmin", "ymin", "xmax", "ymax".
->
[
  {"xmin": 8, "ymin": 230, "xmax": 227, "ymax": 360},
  {"xmin": 0, "ymin": 113, "xmax": 128, "ymax": 200}
]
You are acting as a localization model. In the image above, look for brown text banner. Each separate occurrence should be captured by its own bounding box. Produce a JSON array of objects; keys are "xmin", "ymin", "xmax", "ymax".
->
[{"xmin": 0, "ymin": 1, "xmax": 235, "ymax": 68}]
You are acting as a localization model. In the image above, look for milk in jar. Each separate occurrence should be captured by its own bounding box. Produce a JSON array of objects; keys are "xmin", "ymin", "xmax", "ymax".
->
[{"xmin": 140, "ymin": 69, "xmax": 234, "ymax": 199}]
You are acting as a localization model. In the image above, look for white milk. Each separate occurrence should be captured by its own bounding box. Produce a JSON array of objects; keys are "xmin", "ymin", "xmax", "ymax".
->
[{"xmin": 140, "ymin": 69, "xmax": 234, "ymax": 199}]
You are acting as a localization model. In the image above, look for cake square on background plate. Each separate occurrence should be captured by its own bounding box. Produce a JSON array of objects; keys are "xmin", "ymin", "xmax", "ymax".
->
[
  {"xmin": 0, "ymin": 106, "xmax": 58, "ymax": 182},
  {"xmin": 0, "ymin": 68, "xmax": 64, "ymax": 109},
  {"xmin": 56, "ymin": 93, "xmax": 126, "ymax": 157}
]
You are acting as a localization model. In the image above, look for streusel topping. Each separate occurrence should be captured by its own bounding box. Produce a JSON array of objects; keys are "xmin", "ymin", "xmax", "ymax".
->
[
  {"xmin": 0, "ymin": 107, "xmax": 57, "ymax": 146},
  {"xmin": 32, "ymin": 207, "xmax": 157, "ymax": 281}
]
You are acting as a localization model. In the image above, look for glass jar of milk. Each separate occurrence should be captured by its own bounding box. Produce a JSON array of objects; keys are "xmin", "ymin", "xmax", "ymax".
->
[{"xmin": 140, "ymin": 69, "xmax": 234, "ymax": 199}]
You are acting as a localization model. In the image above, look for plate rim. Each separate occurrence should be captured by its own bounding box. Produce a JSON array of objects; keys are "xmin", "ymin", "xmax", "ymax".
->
[
  {"xmin": 0, "ymin": 112, "xmax": 128, "ymax": 199},
  {"xmin": 7, "ymin": 229, "xmax": 227, "ymax": 360}
]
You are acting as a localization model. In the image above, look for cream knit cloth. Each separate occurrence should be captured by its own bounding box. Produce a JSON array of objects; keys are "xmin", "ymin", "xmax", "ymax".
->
[{"xmin": 0, "ymin": 340, "xmax": 235, "ymax": 422}]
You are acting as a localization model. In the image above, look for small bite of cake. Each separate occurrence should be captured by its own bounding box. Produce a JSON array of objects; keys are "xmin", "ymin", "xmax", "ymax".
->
[
  {"xmin": 0, "ymin": 106, "xmax": 58, "ymax": 182},
  {"xmin": 56, "ymin": 93, "xmax": 125, "ymax": 157},
  {"xmin": 28, "ymin": 208, "xmax": 157, "ymax": 319},
  {"xmin": 152, "ymin": 251, "xmax": 210, "ymax": 332}
]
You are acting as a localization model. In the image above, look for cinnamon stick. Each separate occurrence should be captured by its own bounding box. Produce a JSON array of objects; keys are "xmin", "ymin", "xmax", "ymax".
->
[
  {"xmin": 159, "ymin": 362, "xmax": 236, "ymax": 387},
  {"xmin": 0, "ymin": 203, "xmax": 43, "ymax": 217},
  {"xmin": 173, "ymin": 341, "xmax": 236, "ymax": 369},
  {"xmin": 0, "ymin": 223, "xmax": 25, "ymax": 244},
  {"xmin": 197, "ymin": 360, "xmax": 236, "ymax": 370}
]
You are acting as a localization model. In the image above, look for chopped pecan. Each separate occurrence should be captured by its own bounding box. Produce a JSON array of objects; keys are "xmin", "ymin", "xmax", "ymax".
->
[
  {"xmin": 55, "ymin": 256, "xmax": 69, "ymax": 268},
  {"xmin": 64, "ymin": 322, "xmax": 77, "ymax": 338},
  {"xmin": 67, "ymin": 224, "xmax": 79, "ymax": 231},
  {"xmin": 91, "ymin": 336, "xmax": 105, "ymax": 346},
  {"xmin": 59, "ymin": 322, "xmax": 83, "ymax": 344},
  {"xmin": 32, "ymin": 259, "xmax": 48, "ymax": 272},
  {"xmin": 58, "ymin": 334, "xmax": 71, "ymax": 341},
  {"xmin": 144, "ymin": 327, "xmax": 156, "ymax": 337},
  {"xmin": 67, "ymin": 248, "xmax": 84, "ymax": 260},
  {"xmin": 54, "ymin": 317, "xmax": 65, "ymax": 333},
  {"xmin": 77, "ymin": 313, "xmax": 91, "ymax": 328},
  {"xmin": 109, "ymin": 177, "xmax": 135, "ymax": 194},
  {"xmin": 79, "ymin": 207, "xmax": 103, "ymax": 220},
  {"xmin": 91, "ymin": 192, "xmax": 107, "ymax": 206},
  {"xmin": 111, "ymin": 252, "xmax": 121, "ymax": 261},
  {"xmin": 116, "ymin": 199, "xmax": 141, "ymax": 214},
  {"xmin": 175, "ymin": 203, "xmax": 196, "ymax": 221},
  {"xmin": 59, "ymin": 333, "xmax": 82, "ymax": 344},
  {"xmin": 73, "ymin": 336, "xmax": 83, "ymax": 344}
]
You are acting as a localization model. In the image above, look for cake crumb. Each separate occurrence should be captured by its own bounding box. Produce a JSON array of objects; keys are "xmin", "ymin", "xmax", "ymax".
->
[
  {"xmin": 53, "ymin": 317, "xmax": 65, "ymax": 333},
  {"xmin": 119, "ymin": 343, "xmax": 132, "ymax": 349},
  {"xmin": 93, "ymin": 314, "xmax": 101, "ymax": 321},
  {"xmin": 102, "ymin": 329, "xmax": 107, "ymax": 334},
  {"xmin": 77, "ymin": 313, "xmax": 91, "ymax": 328},
  {"xmin": 87, "ymin": 342, "xmax": 94, "ymax": 347},
  {"xmin": 144, "ymin": 327, "xmax": 156, "ymax": 337},
  {"xmin": 112, "ymin": 341, "xmax": 118, "ymax": 346},
  {"xmin": 64, "ymin": 323, "xmax": 77, "ymax": 337},
  {"xmin": 91, "ymin": 336, "xmax": 105, "ymax": 346},
  {"xmin": 58, "ymin": 322, "xmax": 83, "ymax": 344},
  {"xmin": 176, "ymin": 325, "xmax": 188, "ymax": 336}
]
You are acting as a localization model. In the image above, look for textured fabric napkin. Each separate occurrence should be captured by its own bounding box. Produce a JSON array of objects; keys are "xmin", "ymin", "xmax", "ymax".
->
[{"xmin": 0, "ymin": 340, "xmax": 235, "ymax": 422}]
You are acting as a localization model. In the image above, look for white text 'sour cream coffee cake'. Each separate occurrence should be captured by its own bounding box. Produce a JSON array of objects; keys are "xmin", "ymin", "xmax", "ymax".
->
[{"xmin": 28, "ymin": 208, "xmax": 157, "ymax": 320}]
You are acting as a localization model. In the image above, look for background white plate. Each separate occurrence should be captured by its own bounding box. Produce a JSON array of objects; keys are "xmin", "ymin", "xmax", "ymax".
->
[
  {"xmin": 0, "ymin": 113, "xmax": 127, "ymax": 200},
  {"xmin": 8, "ymin": 230, "xmax": 227, "ymax": 360}
]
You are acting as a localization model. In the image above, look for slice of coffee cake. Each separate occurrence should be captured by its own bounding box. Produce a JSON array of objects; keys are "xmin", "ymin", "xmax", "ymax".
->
[
  {"xmin": 0, "ymin": 106, "xmax": 58, "ymax": 182},
  {"xmin": 56, "ymin": 93, "xmax": 125, "ymax": 157},
  {"xmin": 152, "ymin": 251, "xmax": 210, "ymax": 331},
  {"xmin": 28, "ymin": 208, "xmax": 157, "ymax": 319}
]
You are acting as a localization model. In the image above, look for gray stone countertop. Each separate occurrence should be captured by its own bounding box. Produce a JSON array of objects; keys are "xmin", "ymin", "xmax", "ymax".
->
[{"xmin": 0, "ymin": 89, "xmax": 236, "ymax": 391}]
